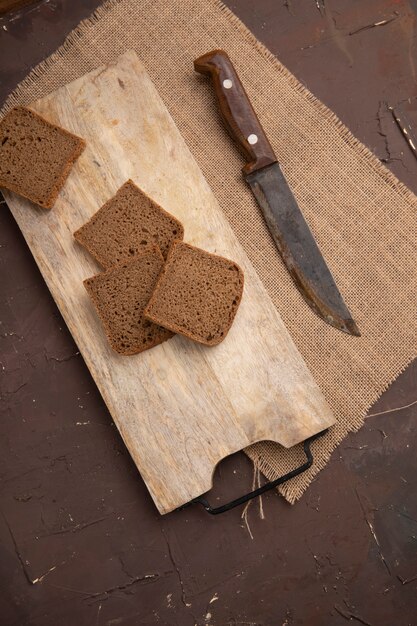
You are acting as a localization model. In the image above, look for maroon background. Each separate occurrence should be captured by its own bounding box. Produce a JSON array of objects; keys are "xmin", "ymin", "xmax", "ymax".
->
[{"xmin": 1, "ymin": 1, "xmax": 416, "ymax": 625}]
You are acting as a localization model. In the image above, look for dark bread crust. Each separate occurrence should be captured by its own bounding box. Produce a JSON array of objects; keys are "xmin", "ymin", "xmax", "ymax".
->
[
  {"xmin": 0, "ymin": 106, "xmax": 85, "ymax": 209},
  {"xmin": 144, "ymin": 241, "xmax": 244, "ymax": 346},
  {"xmin": 84, "ymin": 246, "xmax": 174, "ymax": 356},
  {"xmin": 74, "ymin": 179, "xmax": 184, "ymax": 268}
]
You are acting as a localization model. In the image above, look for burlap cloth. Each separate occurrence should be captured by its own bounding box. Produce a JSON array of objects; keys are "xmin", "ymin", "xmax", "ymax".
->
[{"xmin": 2, "ymin": 0, "xmax": 416, "ymax": 503}]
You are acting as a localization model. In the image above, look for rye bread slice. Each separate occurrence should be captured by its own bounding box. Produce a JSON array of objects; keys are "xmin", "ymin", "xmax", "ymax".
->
[
  {"xmin": 84, "ymin": 247, "xmax": 174, "ymax": 356},
  {"xmin": 74, "ymin": 179, "xmax": 184, "ymax": 268},
  {"xmin": 0, "ymin": 106, "xmax": 85, "ymax": 209},
  {"xmin": 144, "ymin": 241, "xmax": 244, "ymax": 346}
]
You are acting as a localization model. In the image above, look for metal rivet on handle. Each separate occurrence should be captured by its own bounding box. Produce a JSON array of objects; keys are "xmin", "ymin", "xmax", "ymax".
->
[
  {"xmin": 247, "ymin": 134, "xmax": 258, "ymax": 145},
  {"xmin": 223, "ymin": 79, "xmax": 233, "ymax": 89}
]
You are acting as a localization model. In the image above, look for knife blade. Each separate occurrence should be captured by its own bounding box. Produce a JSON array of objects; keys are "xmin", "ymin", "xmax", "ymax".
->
[{"xmin": 194, "ymin": 49, "xmax": 360, "ymax": 336}]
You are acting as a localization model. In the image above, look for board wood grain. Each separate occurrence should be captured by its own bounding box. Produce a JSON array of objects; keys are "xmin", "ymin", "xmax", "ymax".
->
[{"xmin": 3, "ymin": 51, "xmax": 335, "ymax": 514}]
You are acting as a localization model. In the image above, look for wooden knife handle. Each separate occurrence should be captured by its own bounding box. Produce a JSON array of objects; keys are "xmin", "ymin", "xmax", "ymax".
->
[{"xmin": 194, "ymin": 49, "xmax": 277, "ymax": 175}]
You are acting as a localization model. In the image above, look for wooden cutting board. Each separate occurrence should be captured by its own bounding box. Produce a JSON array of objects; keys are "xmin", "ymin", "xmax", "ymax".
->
[{"xmin": 3, "ymin": 51, "xmax": 335, "ymax": 514}]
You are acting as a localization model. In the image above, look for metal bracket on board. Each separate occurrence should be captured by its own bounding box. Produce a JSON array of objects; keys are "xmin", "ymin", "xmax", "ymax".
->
[{"xmin": 178, "ymin": 429, "xmax": 328, "ymax": 515}]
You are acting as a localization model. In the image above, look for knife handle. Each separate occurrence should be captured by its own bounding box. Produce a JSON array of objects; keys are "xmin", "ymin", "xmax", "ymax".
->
[{"xmin": 194, "ymin": 49, "xmax": 277, "ymax": 175}]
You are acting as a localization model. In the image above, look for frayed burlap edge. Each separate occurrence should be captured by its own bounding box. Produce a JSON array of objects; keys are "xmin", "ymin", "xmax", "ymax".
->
[{"xmin": 246, "ymin": 353, "xmax": 415, "ymax": 503}]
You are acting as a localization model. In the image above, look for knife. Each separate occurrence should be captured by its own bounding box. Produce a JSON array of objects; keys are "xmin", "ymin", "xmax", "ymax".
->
[{"xmin": 194, "ymin": 50, "xmax": 360, "ymax": 336}]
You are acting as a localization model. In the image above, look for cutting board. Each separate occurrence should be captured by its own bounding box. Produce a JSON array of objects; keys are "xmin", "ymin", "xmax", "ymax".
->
[{"xmin": 3, "ymin": 51, "xmax": 335, "ymax": 514}]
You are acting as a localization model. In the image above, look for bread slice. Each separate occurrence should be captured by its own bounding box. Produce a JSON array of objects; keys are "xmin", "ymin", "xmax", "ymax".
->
[
  {"xmin": 144, "ymin": 241, "xmax": 244, "ymax": 346},
  {"xmin": 0, "ymin": 106, "xmax": 85, "ymax": 209},
  {"xmin": 74, "ymin": 179, "xmax": 184, "ymax": 268},
  {"xmin": 84, "ymin": 247, "xmax": 174, "ymax": 356}
]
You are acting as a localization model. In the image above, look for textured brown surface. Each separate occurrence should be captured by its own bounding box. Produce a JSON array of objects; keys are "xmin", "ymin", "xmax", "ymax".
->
[
  {"xmin": 74, "ymin": 179, "xmax": 184, "ymax": 267},
  {"xmin": 145, "ymin": 241, "xmax": 244, "ymax": 346},
  {"xmin": 0, "ymin": 106, "xmax": 84, "ymax": 208},
  {"xmin": 84, "ymin": 247, "xmax": 173, "ymax": 355},
  {"xmin": 1, "ymin": 1, "xmax": 417, "ymax": 625},
  {"xmin": 0, "ymin": 0, "xmax": 36, "ymax": 15}
]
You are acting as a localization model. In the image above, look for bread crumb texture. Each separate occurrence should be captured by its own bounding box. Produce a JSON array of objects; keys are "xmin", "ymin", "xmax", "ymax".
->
[
  {"xmin": 0, "ymin": 106, "xmax": 85, "ymax": 208},
  {"xmin": 74, "ymin": 179, "xmax": 184, "ymax": 268},
  {"xmin": 84, "ymin": 247, "xmax": 174, "ymax": 355},
  {"xmin": 145, "ymin": 241, "xmax": 244, "ymax": 346}
]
